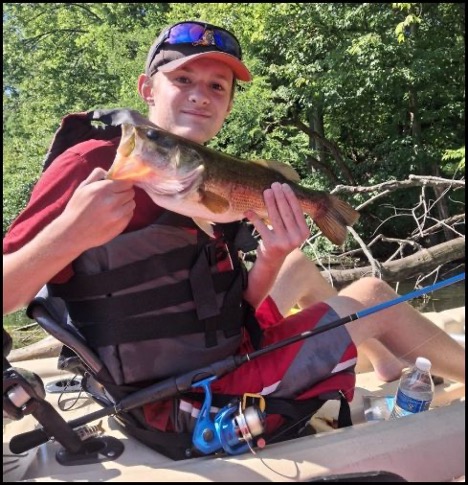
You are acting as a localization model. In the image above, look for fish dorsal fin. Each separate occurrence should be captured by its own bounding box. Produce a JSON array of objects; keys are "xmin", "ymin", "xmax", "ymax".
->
[
  {"xmin": 200, "ymin": 190, "xmax": 230, "ymax": 214},
  {"xmin": 192, "ymin": 218, "xmax": 215, "ymax": 238},
  {"xmin": 251, "ymin": 159, "xmax": 300, "ymax": 182}
]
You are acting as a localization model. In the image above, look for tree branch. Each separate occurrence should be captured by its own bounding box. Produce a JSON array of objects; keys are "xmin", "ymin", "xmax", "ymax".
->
[
  {"xmin": 23, "ymin": 29, "xmax": 88, "ymax": 46},
  {"xmin": 321, "ymin": 238, "xmax": 465, "ymax": 287},
  {"xmin": 332, "ymin": 174, "xmax": 465, "ymax": 195},
  {"xmin": 293, "ymin": 118, "xmax": 356, "ymax": 184},
  {"xmin": 306, "ymin": 174, "xmax": 464, "ymax": 288}
]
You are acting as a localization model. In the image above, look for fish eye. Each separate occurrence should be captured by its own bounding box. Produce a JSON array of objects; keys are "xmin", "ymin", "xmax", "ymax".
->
[{"xmin": 146, "ymin": 129, "xmax": 160, "ymax": 141}]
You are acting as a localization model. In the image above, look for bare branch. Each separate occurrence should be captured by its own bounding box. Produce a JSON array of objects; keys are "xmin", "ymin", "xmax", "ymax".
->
[
  {"xmin": 332, "ymin": 175, "xmax": 465, "ymax": 195},
  {"xmin": 66, "ymin": 3, "xmax": 103, "ymax": 22},
  {"xmin": 412, "ymin": 214, "xmax": 465, "ymax": 238},
  {"xmin": 292, "ymin": 118, "xmax": 356, "ymax": 184},
  {"xmin": 347, "ymin": 226, "xmax": 383, "ymax": 276},
  {"xmin": 304, "ymin": 173, "xmax": 464, "ymax": 288},
  {"xmin": 23, "ymin": 29, "xmax": 88, "ymax": 46}
]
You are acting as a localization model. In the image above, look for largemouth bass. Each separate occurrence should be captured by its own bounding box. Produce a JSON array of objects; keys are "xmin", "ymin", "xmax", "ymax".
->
[{"xmin": 107, "ymin": 123, "xmax": 359, "ymax": 245}]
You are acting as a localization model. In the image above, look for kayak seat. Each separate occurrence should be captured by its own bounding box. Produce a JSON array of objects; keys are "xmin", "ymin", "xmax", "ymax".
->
[
  {"xmin": 25, "ymin": 286, "xmax": 211, "ymax": 460},
  {"xmin": 26, "ymin": 286, "xmax": 116, "ymax": 407}
]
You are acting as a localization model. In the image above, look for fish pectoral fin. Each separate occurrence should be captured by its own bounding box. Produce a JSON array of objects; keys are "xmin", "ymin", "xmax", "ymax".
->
[
  {"xmin": 252, "ymin": 159, "xmax": 301, "ymax": 182},
  {"xmin": 200, "ymin": 190, "xmax": 230, "ymax": 214},
  {"xmin": 192, "ymin": 218, "xmax": 215, "ymax": 238}
]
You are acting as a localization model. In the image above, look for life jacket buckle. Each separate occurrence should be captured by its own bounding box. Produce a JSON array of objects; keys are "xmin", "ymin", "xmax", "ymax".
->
[{"xmin": 241, "ymin": 393, "xmax": 266, "ymax": 413}]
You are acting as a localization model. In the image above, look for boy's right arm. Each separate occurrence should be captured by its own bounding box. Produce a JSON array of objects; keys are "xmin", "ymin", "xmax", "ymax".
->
[{"xmin": 3, "ymin": 168, "xmax": 135, "ymax": 315}]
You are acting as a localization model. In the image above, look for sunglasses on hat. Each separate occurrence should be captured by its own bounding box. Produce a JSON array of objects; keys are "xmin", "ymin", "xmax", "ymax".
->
[{"xmin": 147, "ymin": 21, "xmax": 243, "ymax": 69}]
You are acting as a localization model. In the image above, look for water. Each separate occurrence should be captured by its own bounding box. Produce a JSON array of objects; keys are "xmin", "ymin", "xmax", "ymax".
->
[
  {"xmin": 390, "ymin": 385, "xmax": 434, "ymax": 418},
  {"xmin": 393, "ymin": 280, "xmax": 465, "ymax": 313}
]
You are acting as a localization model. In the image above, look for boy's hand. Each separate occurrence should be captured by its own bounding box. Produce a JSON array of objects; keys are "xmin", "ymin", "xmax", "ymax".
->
[
  {"xmin": 245, "ymin": 182, "xmax": 309, "ymax": 267},
  {"xmin": 60, "ymin": 168, "xmax": 136, "ymax": 251}
]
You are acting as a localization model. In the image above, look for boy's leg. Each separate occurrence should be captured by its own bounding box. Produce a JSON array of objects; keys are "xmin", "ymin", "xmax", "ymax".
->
[
  {"xmin": 354, "ymin": 338, "xmax": 406, "ymax": 381},
  {"xmin": 329, "ymin": 278, "xmax": 465, "ymax": 384},
  {"xmin": 269, "ymin": 249, "xmax": 337, "ymax": 316},
  {"xmin": 271, "ymin": 250, "xmax": 464, "ymax": 383},
  {"xmin": 270, "ymin": 249, "xmax": 405, "ymax": 381}
]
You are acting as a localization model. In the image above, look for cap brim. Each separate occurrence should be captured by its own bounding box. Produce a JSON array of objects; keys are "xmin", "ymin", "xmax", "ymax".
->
[{"xmin": 158, "ymin": 51, "xmax": 252, "ymax": 82}]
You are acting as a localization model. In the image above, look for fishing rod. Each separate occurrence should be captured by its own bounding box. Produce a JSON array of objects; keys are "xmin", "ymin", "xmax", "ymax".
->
[{"xmin": 9, "ymin": 272, "xmax": 465, "ymax": 455}]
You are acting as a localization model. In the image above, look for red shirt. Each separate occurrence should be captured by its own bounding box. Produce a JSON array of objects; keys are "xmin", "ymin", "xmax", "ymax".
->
[{"xmin": 3, "ymin": 138, "xmax": 164, "ymax": 282}]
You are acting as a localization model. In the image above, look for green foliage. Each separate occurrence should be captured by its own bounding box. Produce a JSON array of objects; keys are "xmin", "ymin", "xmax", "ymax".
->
[
  {"xmin": 442, "ymin": 147, "xmax": 465, "ymax": 173},
  {"xmin": 3, "ymin": 131, "xmax": 43, "ymax": 233},
  {"xmin": 3, "ymin": 3, "xmax": 170, "ymax": 233},
  {"xmin": 3, "ymin": 3, "xmax": 465, "ymax": 254}
]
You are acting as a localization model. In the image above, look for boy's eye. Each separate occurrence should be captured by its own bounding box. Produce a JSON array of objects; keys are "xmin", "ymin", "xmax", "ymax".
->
[{"xmin": 212, "ymin": 83, "xmax": 224, "ymax": 91}]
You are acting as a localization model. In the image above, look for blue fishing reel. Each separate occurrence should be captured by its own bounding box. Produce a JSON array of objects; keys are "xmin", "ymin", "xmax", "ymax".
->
[{"xmin": 192, "ymin": 377, "xmax": 265, "ymax": 456}]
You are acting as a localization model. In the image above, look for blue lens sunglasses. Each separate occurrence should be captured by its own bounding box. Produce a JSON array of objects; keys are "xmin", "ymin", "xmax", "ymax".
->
[{"xmin": 148, "ymin": 21, "xmax": 243, "ymax": 69}]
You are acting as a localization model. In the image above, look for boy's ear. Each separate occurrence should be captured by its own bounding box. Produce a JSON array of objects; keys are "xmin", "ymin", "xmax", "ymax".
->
[{"xmin": 137, "ymin": 74, "xmax": 154, "ymax": 104}]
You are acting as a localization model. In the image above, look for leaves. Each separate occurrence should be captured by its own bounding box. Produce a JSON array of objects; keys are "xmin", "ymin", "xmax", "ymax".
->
[{"xmin": 3, "ymin": 3, "xmax": 465, "ymax": 254}]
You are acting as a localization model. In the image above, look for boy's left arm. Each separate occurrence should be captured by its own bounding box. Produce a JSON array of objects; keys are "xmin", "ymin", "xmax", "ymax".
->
[{"xmin": 243, "ymin": 182, "xmax": 309, "ymax": 308}]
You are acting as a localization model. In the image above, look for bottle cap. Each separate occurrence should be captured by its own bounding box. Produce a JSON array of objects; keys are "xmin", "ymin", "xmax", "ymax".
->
[{"xmin": 415, "ymin": 356, "xmax": 432, "ymax": 372}]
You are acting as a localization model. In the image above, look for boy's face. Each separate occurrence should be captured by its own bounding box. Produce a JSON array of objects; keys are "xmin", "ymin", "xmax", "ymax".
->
[{"xmin": 142, "ymin": 58, "xmax": 234, "ymax": 144}]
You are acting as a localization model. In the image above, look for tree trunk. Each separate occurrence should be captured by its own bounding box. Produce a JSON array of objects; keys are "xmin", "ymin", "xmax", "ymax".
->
[{"xmin": 322, "ymin": 237, "xmax": 465, "ymax": 287}]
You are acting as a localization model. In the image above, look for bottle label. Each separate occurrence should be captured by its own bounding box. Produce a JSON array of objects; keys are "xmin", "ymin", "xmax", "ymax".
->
[{"xmin": 395, "ymin": 389, "xmax": 431, "ymax": 413}]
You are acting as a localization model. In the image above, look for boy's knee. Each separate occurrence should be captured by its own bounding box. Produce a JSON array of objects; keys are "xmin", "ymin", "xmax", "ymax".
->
[
  {"xmin": 365, "ymin": 277, "xmax": 396, "ymax": 297},
  {"xmin": 360, "ymin": 276, "xmax": 389, "ymax": 292},
  {"xmin": 341, "ymin": 276, "xmax": 396, "ymax": 301}
]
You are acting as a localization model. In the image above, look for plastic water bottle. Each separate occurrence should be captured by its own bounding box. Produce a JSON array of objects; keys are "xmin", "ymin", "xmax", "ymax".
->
[{"xmin": 389, "ymin": 356, "xmax": 434, "ymax": 419}]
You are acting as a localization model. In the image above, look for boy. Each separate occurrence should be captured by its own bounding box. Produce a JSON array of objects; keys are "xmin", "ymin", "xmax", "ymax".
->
[{"xmin": 3, "ymin": 21, "xmax": 464, "ymax": 453}]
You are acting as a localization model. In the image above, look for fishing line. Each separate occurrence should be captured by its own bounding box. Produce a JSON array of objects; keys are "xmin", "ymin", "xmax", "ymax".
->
[{"xmin": 263, "ymin": 411, "xmax": 318, "ymax": 446}]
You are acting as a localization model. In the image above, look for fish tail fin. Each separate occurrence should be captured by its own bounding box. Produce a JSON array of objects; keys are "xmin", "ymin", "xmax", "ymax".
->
[{"xmin": 305, "ymin": 195, "xmax": 359, "ymax": 246}]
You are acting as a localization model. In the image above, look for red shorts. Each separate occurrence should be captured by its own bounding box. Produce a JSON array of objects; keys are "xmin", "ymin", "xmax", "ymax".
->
[{"xmin": 144, "ymin": 297, "xmax": 357, "ymax": 432}]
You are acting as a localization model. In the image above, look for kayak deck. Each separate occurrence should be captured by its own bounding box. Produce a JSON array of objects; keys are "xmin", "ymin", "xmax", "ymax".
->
[{"xmin": 3, "ymin": 356, "xmax": 465, "ymax": 482}]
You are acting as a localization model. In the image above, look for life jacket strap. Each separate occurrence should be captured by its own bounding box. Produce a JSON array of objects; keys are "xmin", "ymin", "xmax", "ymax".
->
[
  {"xmin": 48, "ymin": 245, "xmax": 195, "ymax": 300},
  {"xmin": 78, "ymin": 305, "xmax": 244, "ymax": 347}
]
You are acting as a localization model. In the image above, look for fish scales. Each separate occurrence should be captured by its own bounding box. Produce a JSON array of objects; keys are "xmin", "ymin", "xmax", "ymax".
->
[{"xmin": 107, "ymin": 123, "xmax": 360, "ymax": 245}]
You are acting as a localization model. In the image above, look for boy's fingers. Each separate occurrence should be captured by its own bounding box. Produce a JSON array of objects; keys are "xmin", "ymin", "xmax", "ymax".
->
[
  {"xmin": 78, "ymin": 168, "xmax": 107, "ymax": 188},
  {"xmin": 78, "ymin": 168, "xmax": 134, "ymax": 192}
]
